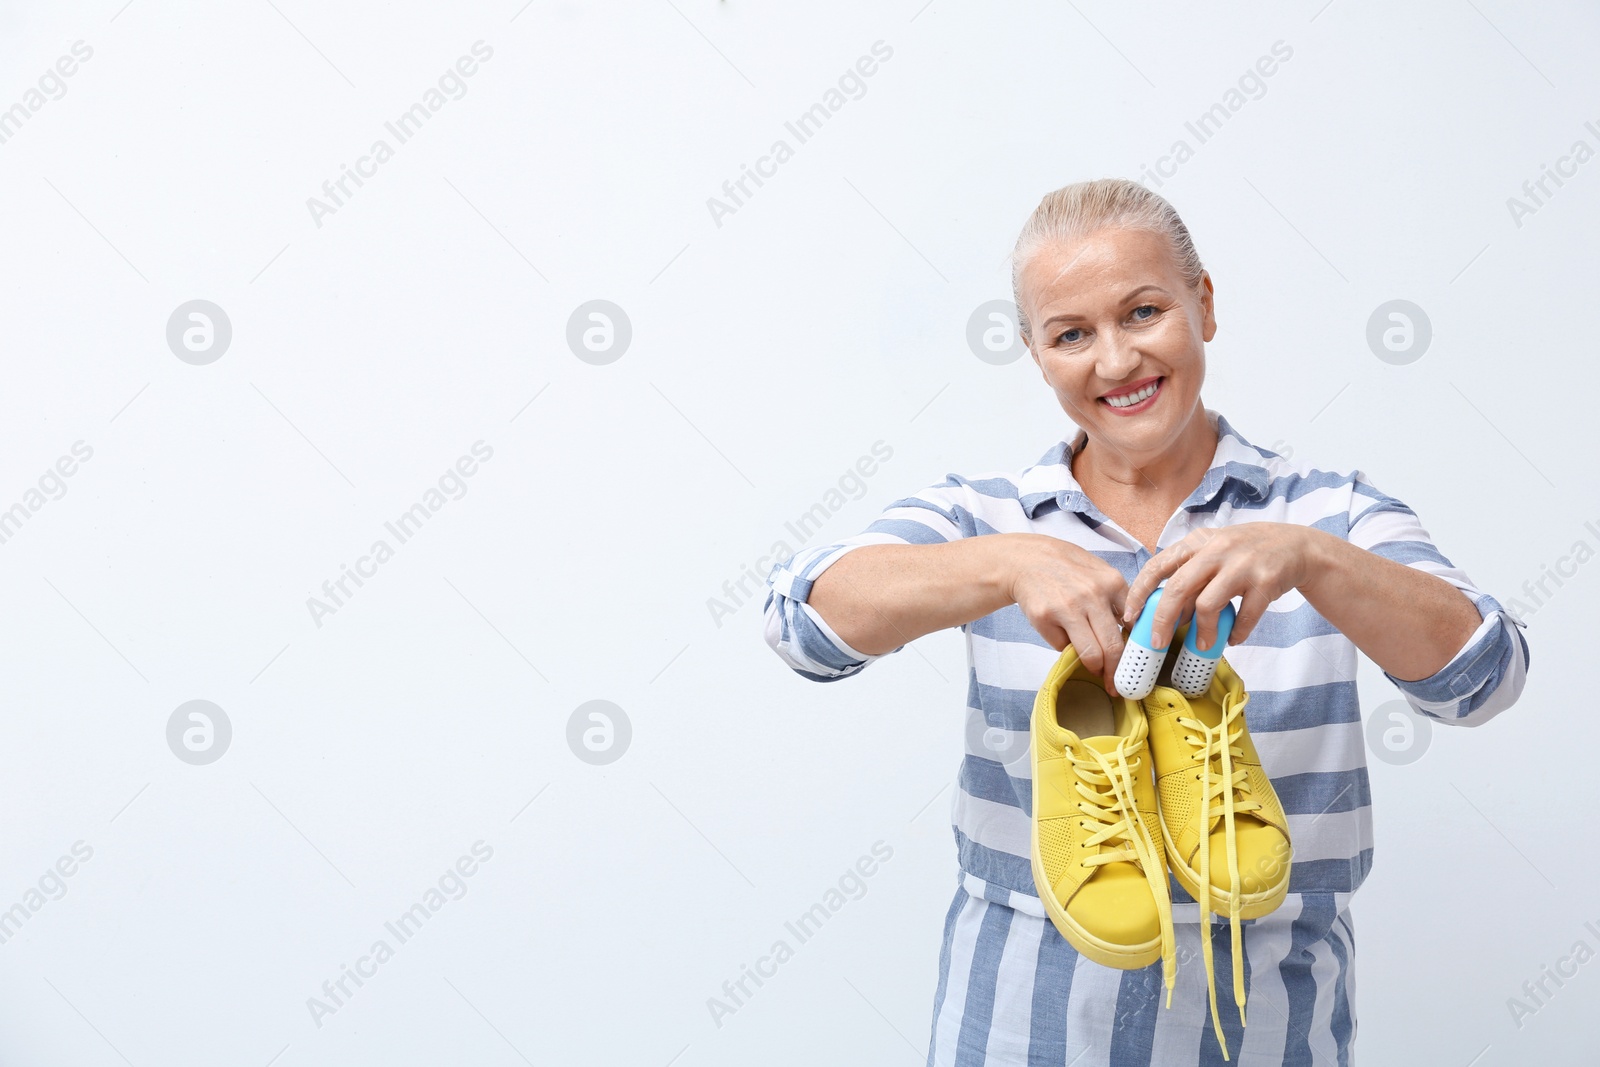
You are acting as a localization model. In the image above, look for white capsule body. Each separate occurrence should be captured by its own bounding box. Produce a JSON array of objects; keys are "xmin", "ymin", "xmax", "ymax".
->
[
  {"xmin": 1114, "ymin": 586, "xmax": 1171, "ymax": 699},
  {"xmin": 1114, "ymin": 640, "xmax": 1165, "ymax": 700},
  {"xmin": 1171, "ymin": 602, "xmax": 1237, "ymax": 697}
]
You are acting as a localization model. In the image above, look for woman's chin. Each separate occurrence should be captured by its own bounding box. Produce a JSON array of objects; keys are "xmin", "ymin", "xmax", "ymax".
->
[{"xmin": 1092, "ymin": 395, "xmax": 1198, "ymax": 452}]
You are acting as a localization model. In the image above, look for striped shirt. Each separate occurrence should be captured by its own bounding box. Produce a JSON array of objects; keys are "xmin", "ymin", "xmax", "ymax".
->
[{"xmin": 761, "ymin": 408, "xmax": 1530, "ymax": 1064}]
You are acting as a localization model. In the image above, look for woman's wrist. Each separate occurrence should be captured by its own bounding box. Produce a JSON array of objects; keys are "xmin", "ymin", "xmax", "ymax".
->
[
  {"xmin": 985, "ymin": 534, "xmax": 1075, "ymax": 607},
  {"xmin": 987, "ymin": 533, "xmax": 1049, "ymax": 607},
  {"xmin": 1294, "ymin": 526, "xmax": 1343, "ymax": 601}
]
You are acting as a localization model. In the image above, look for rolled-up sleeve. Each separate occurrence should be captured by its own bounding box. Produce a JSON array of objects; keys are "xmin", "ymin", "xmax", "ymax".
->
[
  {"xmin": 1344, "ymin": 470, "xmax": 1530, "ymax": 726},
  {"xmin": 762, "ymin": 477, "xmax": 974, "ymax": 682}
]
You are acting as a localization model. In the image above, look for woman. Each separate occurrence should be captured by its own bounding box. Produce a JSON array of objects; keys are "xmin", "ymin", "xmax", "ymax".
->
[{"xmin": 761, "ymin": 178, "xmax": 1529, "ymax": 1065}]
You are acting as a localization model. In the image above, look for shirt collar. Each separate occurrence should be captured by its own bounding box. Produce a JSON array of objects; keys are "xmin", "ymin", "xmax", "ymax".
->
[{"xmin": 1017, "ymin": 408, "xmax": 1273, "ymax": 520}]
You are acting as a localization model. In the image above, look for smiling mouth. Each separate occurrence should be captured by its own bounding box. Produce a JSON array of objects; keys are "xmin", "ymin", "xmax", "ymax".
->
[{"xmin": 1101, "ymin": 377, "xmax": 1163, "ymax": 410}]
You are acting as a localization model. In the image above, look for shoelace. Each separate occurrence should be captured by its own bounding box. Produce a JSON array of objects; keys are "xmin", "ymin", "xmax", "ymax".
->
[
  {"xmin": 1176, "ymin": 687, "xmax": 1263, "ymax": 1061},
  {"xmin": 1065, "ymin": 741, "xmax": 1178, "ymax": 1002}
]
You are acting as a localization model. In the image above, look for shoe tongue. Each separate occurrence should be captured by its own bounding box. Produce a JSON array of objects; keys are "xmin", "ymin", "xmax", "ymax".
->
[
  {"xmin": 1080, "ymin": 735, "xmax": 1129, "ymax": 756},
  {"xmin": 1150, "ymin": 685, "xmax": 1221, "ymax": 726},
  {"xmin": 1142, "ymin": 685, "xmax": 1182, "ymax": 711}
]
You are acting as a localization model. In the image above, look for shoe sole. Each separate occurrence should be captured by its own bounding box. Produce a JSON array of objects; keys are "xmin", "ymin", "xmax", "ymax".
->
[
  {"xmin": 1160, "ymin": 822, "xmax": 1290, "ymax": 920},
  {"xmin": 1029, "ymin": 774, "xmax": 1164, "ymax": 970}
]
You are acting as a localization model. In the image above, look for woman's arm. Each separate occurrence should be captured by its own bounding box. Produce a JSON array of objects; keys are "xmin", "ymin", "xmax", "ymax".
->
[
  {"xmin": 805, "ymin": 538, "xmax": 1017, "ymax": 657},
  {"xmin": 792, "ymin": 532, "xmax": 1137, "ymax": 693},
  {"xmin": 1121, "ymin": 518, "xmax": 1524, "ymax": 716},
  {"xmin": 1297, "ymin": 528, "xmax": 1484, "ymax": 682}
]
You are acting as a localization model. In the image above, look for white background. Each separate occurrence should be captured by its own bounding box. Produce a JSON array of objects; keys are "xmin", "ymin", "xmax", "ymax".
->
[{"xmin": 0, "ymin": 1, "xmax": 1595, "ymax": 1064}]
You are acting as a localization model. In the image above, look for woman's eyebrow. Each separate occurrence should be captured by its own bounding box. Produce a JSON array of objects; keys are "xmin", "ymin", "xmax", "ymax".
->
[
  {"xmin": 1040, "ymin": 285, "xmax": 1170, "ymax": 330},
  {"xmin": 1122, "ymin": 284, "xmax": 1169, "ymax": 301}
]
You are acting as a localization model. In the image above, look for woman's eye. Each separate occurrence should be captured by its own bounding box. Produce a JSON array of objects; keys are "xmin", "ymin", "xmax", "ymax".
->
[
  {"xmin": 1132, "ymin": 305, "xmax": 1157, "ymax": 321},
  {"xmin": 1057, "ymin": 328, "xmax": 1083, "ymax": 345}
]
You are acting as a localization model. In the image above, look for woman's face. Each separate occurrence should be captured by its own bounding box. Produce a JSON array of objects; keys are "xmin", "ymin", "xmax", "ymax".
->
[{"xmin": 1019, "ymin": 226, "xmax": 1216, "ymax": 458}]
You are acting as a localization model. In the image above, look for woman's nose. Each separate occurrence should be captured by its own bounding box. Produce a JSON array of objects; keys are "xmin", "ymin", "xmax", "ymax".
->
[{"xmin": 1095, "ymin": 334, "xmax": 1142, "ymax": 380}]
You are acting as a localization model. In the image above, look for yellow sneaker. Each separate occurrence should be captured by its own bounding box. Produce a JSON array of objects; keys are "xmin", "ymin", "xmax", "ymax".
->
[
  {"xmin": 1030, "ymin": 644, "xmax": 1177, "ymax": 999},
  {"xmin": 1142, "ymin": 621, "xmax": 1292, "ymax": 1060}
]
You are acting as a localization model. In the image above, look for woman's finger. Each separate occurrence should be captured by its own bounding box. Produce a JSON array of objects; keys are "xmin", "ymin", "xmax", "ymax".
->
[
  {"xmin": 1148, "ymin": 567, "xmax": 1197, "ymax": 650},
  {"xmin": 1191, "ymin": 575, "xmax": 1242, "ymax": 651},
  {"xmin": 1085, "ymin": 605, "xmax": 1127, "ymax": 696},
  {"xmin": 1067, "ymin": 612, "xmax": 1113, "ymax": 681},
  {"xmin": 1035, "ymin": 613, "xmax": 1069, "ymax": 653},
  {"xmin": 1123, "ymin": 542, "xmax": 1188, "ymax": 626},
  {"xmin": 1230, "ymin": 587, "xmax": 1271, "ymax": 645}
]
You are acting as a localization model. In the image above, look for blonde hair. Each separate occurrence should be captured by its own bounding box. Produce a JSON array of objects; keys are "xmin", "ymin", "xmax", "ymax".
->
[{"xmin": 1010, "ymin": 177, "xmax": 1205, "ymax": 340}]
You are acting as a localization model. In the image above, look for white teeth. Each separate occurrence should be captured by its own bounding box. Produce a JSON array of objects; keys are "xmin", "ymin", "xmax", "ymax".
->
[{"xmin": 1106, "ymin": 380, "xmax": 1159, "ymax": 408}]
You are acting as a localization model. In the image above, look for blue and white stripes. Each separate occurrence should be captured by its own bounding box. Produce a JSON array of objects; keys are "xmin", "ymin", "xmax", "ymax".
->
[
  {"xmin": 762, "ymin": 408, "xmax": 1528, "ymax": 1063},
  {"xmin": 924, "ymin": 883, "xmax": 1357, "ymax": 1065}
]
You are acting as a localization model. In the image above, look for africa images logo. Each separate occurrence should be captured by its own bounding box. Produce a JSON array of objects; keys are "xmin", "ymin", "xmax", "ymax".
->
[{"xmin": 305, "ymin": 42, "xmax": 495, "ymax": 228}]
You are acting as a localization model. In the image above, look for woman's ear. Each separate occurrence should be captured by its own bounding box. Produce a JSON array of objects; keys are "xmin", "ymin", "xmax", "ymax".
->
[{"xmin": 1197, "ymin": 271, "xmax": 1217, "ymax": 342}]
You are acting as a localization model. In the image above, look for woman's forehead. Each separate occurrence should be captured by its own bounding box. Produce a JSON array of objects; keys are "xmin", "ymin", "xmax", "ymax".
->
[{"xmin": 1023, "ymin": 228, "xmax": 1179, "ymax": 301}]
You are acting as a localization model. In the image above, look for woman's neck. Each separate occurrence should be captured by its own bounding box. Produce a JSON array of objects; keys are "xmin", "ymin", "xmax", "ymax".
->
[{"xmin": 1071, "ymin": 406, "xmax": 1218, "ymax": 511}]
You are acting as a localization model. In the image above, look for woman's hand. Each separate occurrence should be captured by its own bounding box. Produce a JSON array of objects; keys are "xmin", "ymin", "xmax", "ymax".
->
[
  {"xmin": 1121, "ymin": 523, "xmax": 1320, "ymax": 653},
  {"xmin": 1007, "ymin": 534, "xmax": 1131, "ymax": 695}
]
